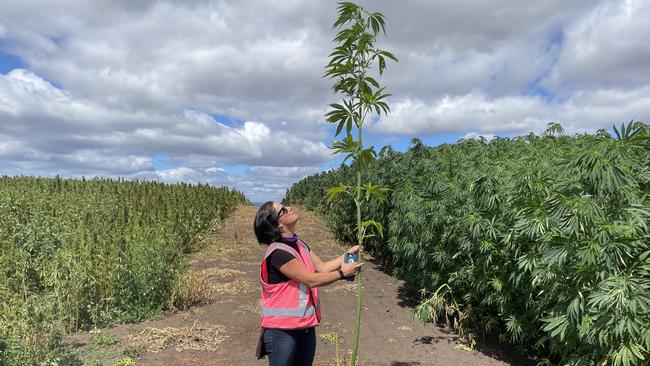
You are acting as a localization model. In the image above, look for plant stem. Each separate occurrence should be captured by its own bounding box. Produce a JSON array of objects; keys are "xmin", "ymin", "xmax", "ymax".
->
[
  {"xmin": 335, "ymin": 334, "xmax": 340, "ymax": 366},
  {"xmin": 351, "ymin": 121, "xmax": 363, "ymax": 366}
]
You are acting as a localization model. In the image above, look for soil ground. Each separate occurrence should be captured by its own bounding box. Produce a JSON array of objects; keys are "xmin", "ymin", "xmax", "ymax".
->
[{"xmin": 68, "ymin": 205, "xmax": 532, "ymax": 366}]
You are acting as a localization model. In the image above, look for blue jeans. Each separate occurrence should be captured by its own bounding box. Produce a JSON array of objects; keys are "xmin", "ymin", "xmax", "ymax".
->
[{"xmin": 262, "ymin": 327, "xmax": 316, "ymax": 366}]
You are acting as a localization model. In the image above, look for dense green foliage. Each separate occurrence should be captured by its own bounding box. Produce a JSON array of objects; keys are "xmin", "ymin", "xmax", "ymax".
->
[
  {"xmin": 0, "ymin": 176, "xmax": 247, "ymax": 365},
  {"xmin": 286, "ymin": 122, "xmax": 650, "ymax": 365}
]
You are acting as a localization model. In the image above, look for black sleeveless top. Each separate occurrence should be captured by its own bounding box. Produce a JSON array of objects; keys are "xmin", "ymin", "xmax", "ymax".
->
[{"xmin": 266, "ymin": 234, "xmax": 311, "ymax": 284}]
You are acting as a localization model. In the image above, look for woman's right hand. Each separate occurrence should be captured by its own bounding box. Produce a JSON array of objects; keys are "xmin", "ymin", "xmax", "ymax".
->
[{"xmin": 341, "ymin": 261, "xmax": 364, "ymax": 278}]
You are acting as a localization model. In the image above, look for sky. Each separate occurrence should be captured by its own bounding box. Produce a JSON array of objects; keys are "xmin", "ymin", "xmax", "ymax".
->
[{"xmin": 0, "ymin": 0, "xmax": 649, "ymax": 203}]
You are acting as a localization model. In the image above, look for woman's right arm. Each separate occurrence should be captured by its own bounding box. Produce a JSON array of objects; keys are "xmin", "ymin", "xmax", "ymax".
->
[{"xmin": 279, "ymin": 258, "xmax": 363, "ymax": 288}]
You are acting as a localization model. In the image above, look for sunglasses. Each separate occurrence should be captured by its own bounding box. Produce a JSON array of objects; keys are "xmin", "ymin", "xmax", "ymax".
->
[{"xmin": 277, "ymin": 205, "xmax": 289, "ymax": 219}]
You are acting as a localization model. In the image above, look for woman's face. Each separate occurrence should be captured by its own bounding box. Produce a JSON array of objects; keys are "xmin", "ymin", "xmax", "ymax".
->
[{"xmin": 273, "ymin": 202, "xmax": 298, "ymax": 226}]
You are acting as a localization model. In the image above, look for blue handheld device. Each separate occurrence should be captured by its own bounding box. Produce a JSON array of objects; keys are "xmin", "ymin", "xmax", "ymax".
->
[{"xmin": 343, "ymin": 252, "xmax": 359, "ymax": 281}]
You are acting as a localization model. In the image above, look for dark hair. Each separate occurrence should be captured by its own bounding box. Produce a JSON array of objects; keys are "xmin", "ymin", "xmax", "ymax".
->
[{"xmin": 254, "ymin": 201, "xmax": 282, "ymax": 245}]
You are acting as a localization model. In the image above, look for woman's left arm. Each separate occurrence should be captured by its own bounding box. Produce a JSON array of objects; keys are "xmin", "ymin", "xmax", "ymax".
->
[{"xmin": 311, "ymin": 246, "xmax": 360, "ymax": 273}]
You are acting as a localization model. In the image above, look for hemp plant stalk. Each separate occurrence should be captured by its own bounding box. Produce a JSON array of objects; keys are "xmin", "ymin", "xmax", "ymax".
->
[{"xmin": 324, "ymin": 2, "xmax": 397, "ymax": 365}]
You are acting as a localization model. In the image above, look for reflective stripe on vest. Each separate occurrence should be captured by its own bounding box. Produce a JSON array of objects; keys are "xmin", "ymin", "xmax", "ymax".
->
[{"xmin": 260, "ymin": 282, "xmax": 317, "ymax": 317}]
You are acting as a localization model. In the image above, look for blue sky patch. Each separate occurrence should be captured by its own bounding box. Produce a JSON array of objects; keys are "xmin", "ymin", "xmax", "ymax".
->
[
  {"xmin": 0, "ymin": 50, "xmax": 24, "ymax": 74},
  {"xmin": 152, "ymin": 154, "xmax": 181, "ymax": 170},
  {"xmin": 211, "ymin": 113, "xmax": 243, "ymax": 127},
  {"xmin": 220, "ymin": 164, "xmax": 248, "ymax": 175},
  {"xmin": 524, "ymin": 28, "xmax": 565, "ymax": 102}
]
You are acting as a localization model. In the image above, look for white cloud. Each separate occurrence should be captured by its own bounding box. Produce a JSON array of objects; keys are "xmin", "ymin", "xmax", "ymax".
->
[
  {"xmin": 371, "ymin": 0, "xmax": 650, "ymax": 136},
  {"xmin": 205, "ymin": 167, "xmax": 225, "ymax": 173},
  {"xmin": 131, "ymin": 164, "xmax": 324, "ymax": 203},
  {"xmin": 373, "ymin": 95, "xmax": 542, "ymax": 135},
  {"xmin": 463, "ymin": 132, "xmax": 496, "ymax": 141},
  {"xmin": 0, "ymin": 70, "xmax": 330, "ymax": 173},
  {"xmin": 0, "ymin": 0, "xmax": 335, "ymax": 130},
  {"xmin": 375, "ymin": 87, "xmax": 650, "ymax": 136},
  {"xmin": 543, "ymin": 0, "xmax": 650, "ymax": 93}
]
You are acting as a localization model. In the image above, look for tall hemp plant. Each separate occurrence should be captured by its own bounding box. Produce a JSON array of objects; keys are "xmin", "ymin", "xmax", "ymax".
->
[{"xmin": 324, "ymin": 2, "xmax": 397, "ymax": 365}]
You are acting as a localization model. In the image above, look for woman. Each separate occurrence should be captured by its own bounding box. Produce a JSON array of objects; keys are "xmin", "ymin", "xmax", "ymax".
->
[{"xmin": 254, "ymin": 201, "xmax": 363, "ymax": 366}]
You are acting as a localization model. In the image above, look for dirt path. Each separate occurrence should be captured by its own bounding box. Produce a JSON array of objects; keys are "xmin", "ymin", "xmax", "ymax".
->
[{"xmin": 71, "ymin": 205, "xmax": 525, "ymax": 366}]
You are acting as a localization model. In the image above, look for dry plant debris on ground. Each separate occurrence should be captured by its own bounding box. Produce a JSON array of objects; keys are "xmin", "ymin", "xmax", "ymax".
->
[
  {"xmin": 177, "ymin": 268, "xmax": 254, "ymax": 306},
  {"xmin": 213, "ymin": 278, "xmax": 256, "ymax": 295},
  {"xmin": 238, "ymin": 299, "xmax": 262, "ymax": 314},
  {"xmin": 198, "ymin": 267, "xmax": 247, "ymax": 279},
  {"xmin": 127, "ymin": 321, "xmax": 228, "ymax": 352}
]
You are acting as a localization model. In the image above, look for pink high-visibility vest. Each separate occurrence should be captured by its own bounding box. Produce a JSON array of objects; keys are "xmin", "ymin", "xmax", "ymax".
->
[{"xmin": 259, "ymin": 240, "xmax": 321, "ymax": 329}]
